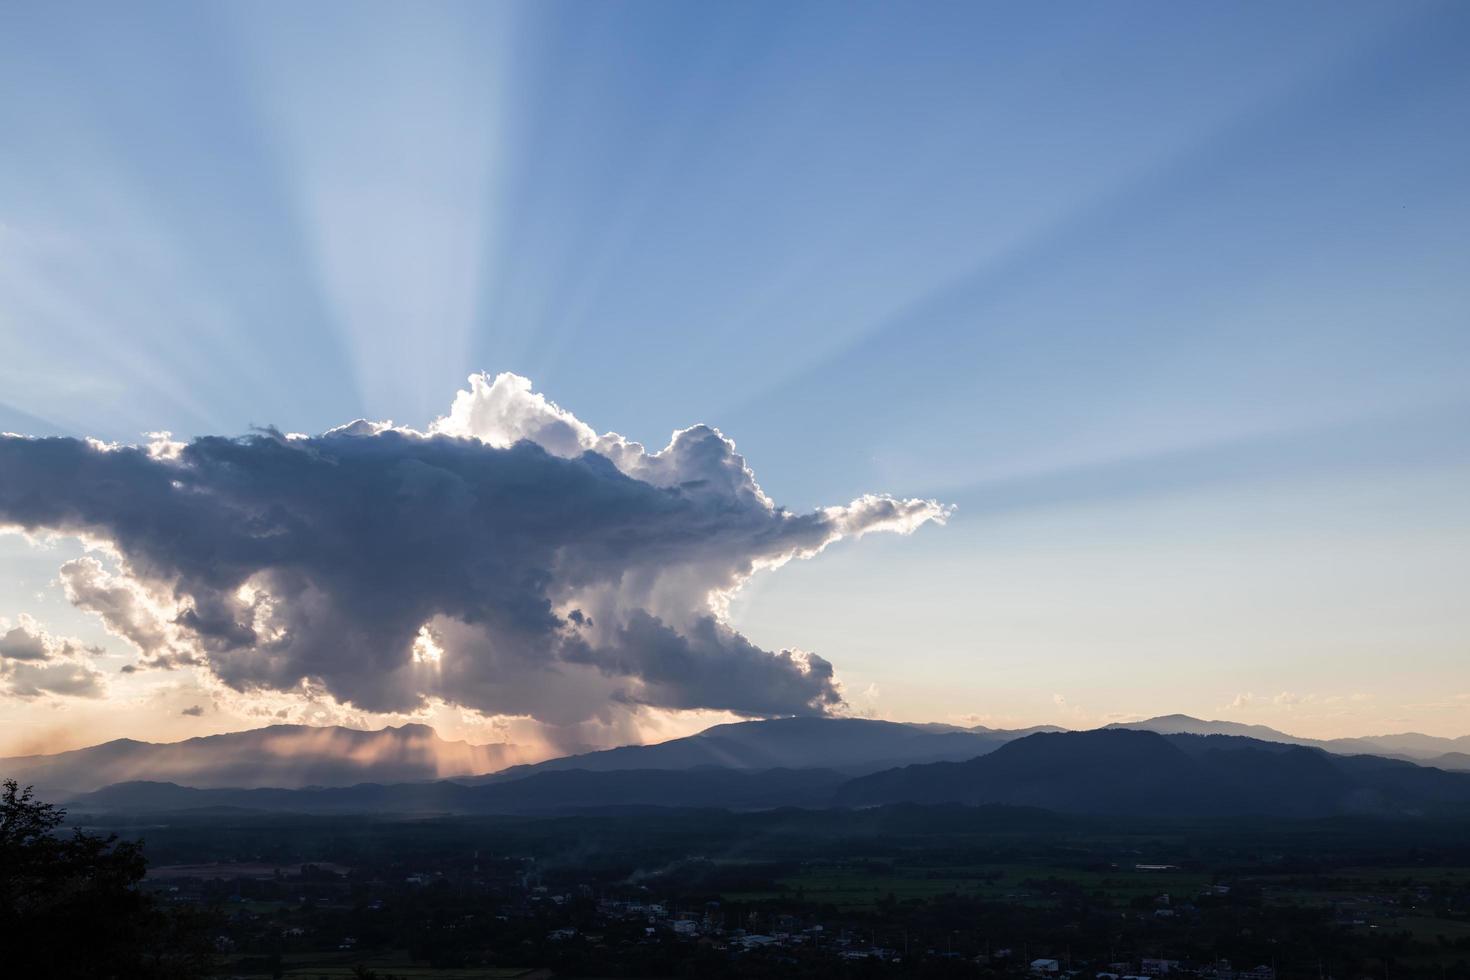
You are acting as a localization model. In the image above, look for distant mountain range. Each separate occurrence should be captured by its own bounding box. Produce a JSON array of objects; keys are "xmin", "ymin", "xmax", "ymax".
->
[
  {"xmin": 0, "ymin": 723, "xmax": 527, "ymax": 797},
  {"xmin": 469, "ymin": 717, "xmax": 1063, "ymax": 783},
  {"xmin": 836, "ymin": 729, "xmax": 1470, "ymax": 817},
  {"xmin": 0, "ymin": 716, "xmax": 1055, "ymax": 797},
  {"xmin": 6, "ymin": 714, "xmax": 1469, "ymax": 819},
  {"xmin": 1107, "ymin": 714, "xmax": 1470, "ymax": 769},
  {"xmin": 68, "ymin": 765, "xmax": 852, "ymax": 815},
  {"xmin": 62, "ymin": 729, "xmax": 1470, "ymax": 819}
]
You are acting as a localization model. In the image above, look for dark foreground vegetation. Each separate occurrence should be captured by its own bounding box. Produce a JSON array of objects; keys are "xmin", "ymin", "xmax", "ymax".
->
[
  {"xmin": 0, "ymin": 779, "xmax": 218, "ymax": 978},
  {"xmin": 12, "ymin": 796, "xmax": 1464, "ymax": 980}
]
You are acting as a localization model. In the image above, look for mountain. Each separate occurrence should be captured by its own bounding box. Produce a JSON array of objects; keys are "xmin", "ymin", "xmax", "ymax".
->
[
  {"xmin": 18, "ymin": 716, "xmax": 1470, "ymax": 815},
  {"xmin": 835, "ymin": 729, "xmax": 1470, "ymax": 817},
  {"xmin": 1107, "ymin": 714, "xmax": 1314, "ymax": 745},
  {"xmin": 67, "ymin": 728, "xmax": 1470, "ymax": 819},
  {"xmin": 4, "ymin": 717, "xmax": 1049, "ymax": 798},
  {"xmin": 469, "ymin": 717, "xmax": 1034, "ymax": 783},
  {"xmin": 1110, "ymin": 714, "xmax": 1470, "ymax": 762},
  {"xmin": 1324, "ymin": 733, "xmax": 1470, "ymax": 759},
  {"xmin": 68, "ymin": 766, "xmax": 850, "ymax": 815},
  {"xmin": 0, "ymin": 724, "xmax": 527, "ymax": 797}
]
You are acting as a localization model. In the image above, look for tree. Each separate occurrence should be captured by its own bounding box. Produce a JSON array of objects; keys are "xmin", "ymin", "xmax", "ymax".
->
[{"xmin": 0, "ymin": 779, "xmax": 218, "ymax": 978}]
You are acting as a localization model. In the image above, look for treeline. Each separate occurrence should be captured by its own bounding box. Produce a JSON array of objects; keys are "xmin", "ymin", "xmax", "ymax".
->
[{"xmin": 0, "ymin": 779, "xmax": 219, "ymax": 978}]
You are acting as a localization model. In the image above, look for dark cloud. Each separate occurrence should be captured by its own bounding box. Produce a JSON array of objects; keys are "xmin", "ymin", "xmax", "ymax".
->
[
  {"xmin": 0, "ymin": 617, "xmax": 101, "ymax": 663},
  {"xmin": 0, "ymin": 373, "xmax": 948, "ymax": 723},
  {"xmin": 2, "ymin": 661, "xmax": 105, "ymax": 699},
  {"xmin": 601, "ymin": 612, "xmax": 840, "ymax": 716},
  {"xmin": 181, "ymin": 704, "xmax": 205, "ymax": 716},
  {"xmin": 0, "ymin": 624, "xmax": 48, "ymax": 661}
]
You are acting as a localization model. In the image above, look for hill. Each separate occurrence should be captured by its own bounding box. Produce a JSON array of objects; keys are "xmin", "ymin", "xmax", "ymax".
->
[
  {"xmin": 5, "ymin": 717, "xmax": 1049, "ymax": 797},
  {"xmin": 18, "ymin": 716, "xmax": 1470, "ymax": 813},
  {"xmin": 68, "ymin": 766, "xmax": 849, "ymax": 815},
  {"xmin": 66, "ymin": 728, "xmax": 1470, "ymax": 819},
  {"xmin": 1110, "ymin": 714, "xmax": 1470, "ymax": 762},
  {"xmin": 0, "ymin": 724, "xmax": 526, "ymax": 796},
  {"xmin": 472, "ymin": 716, "xmax": 1030, "ymax": 783},
  {"xmin": 835, "ymin": 729, "xmax": 1470, "ymax": 817},
  {"xmin": 1106, "ymin": 713, "xmax": 1314, "ymax": 744}
]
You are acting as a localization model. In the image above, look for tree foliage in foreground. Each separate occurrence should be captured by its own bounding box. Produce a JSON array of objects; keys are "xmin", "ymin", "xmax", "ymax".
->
[{"xmin": 0, "ymin": 779, "xmax": 217, "ymax": 978}]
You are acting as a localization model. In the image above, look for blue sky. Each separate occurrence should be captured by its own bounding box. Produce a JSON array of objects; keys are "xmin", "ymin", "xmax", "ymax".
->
[{"xmin": 1, "ymin": 0, "xmax": 1467, "ymax": 747}]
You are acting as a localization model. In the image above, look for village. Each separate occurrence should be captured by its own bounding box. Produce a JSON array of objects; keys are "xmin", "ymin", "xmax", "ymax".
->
[{"xmin": 135, "ymin": 843, "xmax": 1465, "ymax": 979}]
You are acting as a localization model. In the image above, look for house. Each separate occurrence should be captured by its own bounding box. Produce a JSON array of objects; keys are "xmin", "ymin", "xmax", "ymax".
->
[
  {"xmin": 739, "ymin": 934, "xmax": 779, "ymax": 950},
  {"xmin": 1031, "ymin": 958, "xmax": 1061, "ymax": 974},
  {"xmin": 842, "ymin": 947, "xmax": 896, "ymax": 961},
  {"xmin": 1142, "ymin": 959, "xmax": 1180, "ymax": 974}
]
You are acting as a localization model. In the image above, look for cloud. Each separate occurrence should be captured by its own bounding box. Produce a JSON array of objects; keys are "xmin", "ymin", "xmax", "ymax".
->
[
  {"xmin": 0, "ymin": 372, "xmax": 949, "ymax": 726},
  {"xmin": 0, "ymin": 614, "xmax": 107, "ymax": 700},
  {"xmin": 56, "ymin": 557, "xmax": 196, "ymax": 667},
  {"xmin": 3, "ymin": 661, "xmax": 106, "ymax": 699},
  {"xmin": 180, "ymin": 704, "xmax": 204, "ymax": 716},
  {"xmin": 0, "ymin": 623, "xmax": 48, "ymax": 661},
  {"xmin": 0, "ymin": 613, "xmax": 102, "ymax": 663}
]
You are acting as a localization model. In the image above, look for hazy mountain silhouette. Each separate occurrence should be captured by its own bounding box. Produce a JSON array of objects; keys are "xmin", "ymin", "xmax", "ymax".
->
[
  {"xmin": 4, "ymin": 717, "xmax": 1043, "ymax": 798},
  {"xmin": 0, "ymin": 724, "xmax": 526, "ymax": 796},
  {"xmin": 14, "ymin": 716, "xmax": 1470, "ymax": 813},
  {"xmin": 68, "ymin": 766, "xmax": 849, "ymax": 815},
  {"xmin": 470, "ymin": 717, "xmax": 1037, "ymax": 782},
  {"xmin": 1110, "ymin": 714, "xmax": 1470, "ymax": 762},
  {"xmin": 836, "ymin": 729, "xmax": 1470, "ymax": 817},
  {"xmin": 62, "ymin": 728, "xmax": 1470, "ymax": 819},
  {"xmin": 1106, "ymin": 714, "xmax": 1314, "ymax": 743},
  {"xmin": 1325, "ymin": 733, "xmax": 1470, "ymax": 759}
]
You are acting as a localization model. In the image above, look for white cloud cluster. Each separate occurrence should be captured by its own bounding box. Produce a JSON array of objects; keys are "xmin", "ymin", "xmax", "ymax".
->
[
  {"xmin": 0, "ymin": 373, "xmax": 950, "ymax": 730},
  {"xmin": 0, "ymin": 614, "xmax": 106, "ymax": 700},
  {"xmin": 56, "ymin": 556, "xmax": 199, "ymax": 667}
]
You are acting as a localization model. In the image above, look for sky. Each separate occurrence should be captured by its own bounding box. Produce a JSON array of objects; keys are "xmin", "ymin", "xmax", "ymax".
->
[{"xmin": 0, "ymin": 0, "xmax": 1467, "ymax": 755}]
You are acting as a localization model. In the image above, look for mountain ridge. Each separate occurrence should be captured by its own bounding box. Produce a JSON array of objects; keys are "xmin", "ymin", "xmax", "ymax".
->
[
  {"xmin": 1108, "ymin": 714, "xmax": 1470, "ymax": 766},
  {"xmin": 464, "ymin": 716, "xmax": 1050, "ymax": 784},
  {"xmin": 0, "ymin": 722, "xmax": 528, "ymax": 796},
  {"xmin": 8, "ymin": 713, "xmax": 1468, "ymax": 800},
  {"xmin": 60, "ymin": 729, "xmax": 1470, "ymax": 820},
  {"xmin": 835, "ymin": 729, "xmax": 1470, "ymax": 817}
]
